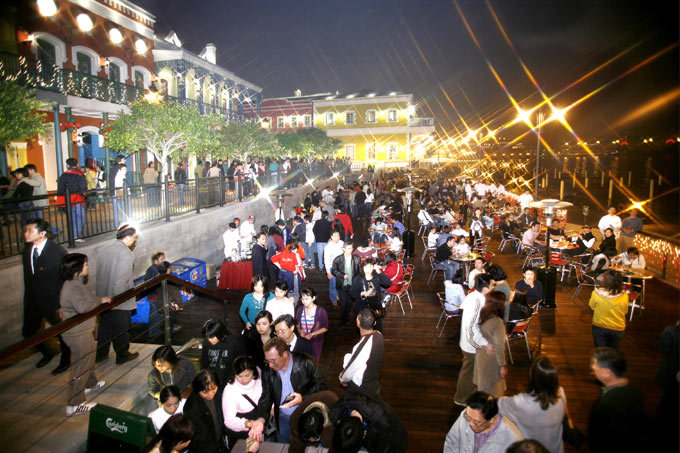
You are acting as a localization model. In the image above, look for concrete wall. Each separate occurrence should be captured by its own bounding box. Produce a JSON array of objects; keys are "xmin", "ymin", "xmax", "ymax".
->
[{"xmin": 0, "ymin": 180, "xmax": 327, "ymax": 349}]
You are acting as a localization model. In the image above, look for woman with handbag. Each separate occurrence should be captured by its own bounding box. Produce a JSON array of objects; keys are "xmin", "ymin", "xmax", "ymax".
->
[
  {"xmin": 350, "ymin": 259, "xmax": 392, "ymax": 333},
  {"xmin": 221, "ymin": 356, "xmax": 263, "ymax": 451},
  {"xmin": 472, "ymin": 291, "xmax": 508, "ymax": 398},
  {"xmin": 498, "ymin": 356, "xmax": 567, "ymax": 453}
]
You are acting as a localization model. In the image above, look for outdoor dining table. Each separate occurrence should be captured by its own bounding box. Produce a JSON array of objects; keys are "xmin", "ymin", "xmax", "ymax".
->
[
  {"xmin": 453, "ymin": 252, "xmax": 481, "ymax": 278},
  {"xmin": 610, "ymin": 266, "xmax": 654, "ymax": 317}
]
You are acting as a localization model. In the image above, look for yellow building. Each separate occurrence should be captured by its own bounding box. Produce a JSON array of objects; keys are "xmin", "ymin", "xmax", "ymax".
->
[{"xmin": 312, "ymin": 91, "xmax": 434, "ymax": 168}]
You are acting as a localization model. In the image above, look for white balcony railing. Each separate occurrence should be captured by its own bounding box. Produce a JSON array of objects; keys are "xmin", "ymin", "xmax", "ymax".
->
[{"xmin": 408, "ymin": 117, "xmax": 434, "ymax": 127}]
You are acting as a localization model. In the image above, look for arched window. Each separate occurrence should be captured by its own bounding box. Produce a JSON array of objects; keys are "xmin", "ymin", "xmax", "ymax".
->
[
  {"xmin": 105, "ymin": 57, "xmax": 129, "ymax": 84},
  {"xmin": 160, "ymin": 79, "xmax": 168, "ymax": 95},
  {"xmin": 131, "ymin": 66, "xmax": 152, "ymax": 89},
  {"xmin": 108, "ymin": 62, "xmax": 120, "ymax": 82},
  {"xmin": 30, "ymin": 32, "xmax": 67, "ymax": 68},
  {"xmin": 71, "ymin": 46, "xmax": 100, "ymax": 76}
]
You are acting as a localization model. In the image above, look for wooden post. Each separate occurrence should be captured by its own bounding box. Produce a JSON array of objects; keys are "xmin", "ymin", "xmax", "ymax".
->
[
  {"xmin": 553, "ymin": 168, "xmax": 557, "ymax": 178},
  {"xmin": 572, "ymin": 173, "xmax": 576, "ymax": 188},
  {"xmin": 560, "ymin": 180, "xmax": 564, "ymax": 199},
  {"xmin": 649, "ymin": 179, "xmax": 654, "ymax": 200},
  {"xmin": 627, "ymin": 171, "xmax": 631, "ymax": 187},
  {"xmin": 658, "ymin": 174, "xmax": 662, "ymax": 186},
  {"xmin": 601, "ymin": 171, "xmax": 605, "ymax": 187},
  {"xmin": 585, "ymin": 176, "xmax": 588, "ymax": 188},
  {"xmin": 608, "ymin": 179, "xmax": 613, "ymax": 205},
  {"xmin": 545, "ymin": 174, "xmax": 549, "ymax": 187},
  {"xmin": 619, "ymin": 176, "xmax": 623, "ymax": 185}
]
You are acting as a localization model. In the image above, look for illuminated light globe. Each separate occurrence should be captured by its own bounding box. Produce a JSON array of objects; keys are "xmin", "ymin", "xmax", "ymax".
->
[
  {"xmin": 109, "ymin": 28, "xmax": 123, "ymax": 44},
  {"xmin": 76, "ymin": 13, "xmax": 94, "ymax": 32},
  {"xmin": 37, "ymin": 0, "xmax": 57, "ymax": 16},
  {"xmin": 135, "ymin": 38, "xmax": 148, "ymax": 54}
]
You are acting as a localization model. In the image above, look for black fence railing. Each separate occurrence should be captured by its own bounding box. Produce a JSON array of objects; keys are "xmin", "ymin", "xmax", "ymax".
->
[{"xmin": 0, "ymin": 164, "xmax": 348, "ymax": 258}]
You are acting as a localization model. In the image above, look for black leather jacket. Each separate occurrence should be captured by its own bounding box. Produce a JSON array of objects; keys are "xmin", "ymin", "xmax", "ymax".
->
[
  {"xmin": 256, "ymin": 352, "xmax": 327, "ymax": 428},
  {"xmin": 331, "ymin": 254, "xmax": 361, "ymax": 290}
]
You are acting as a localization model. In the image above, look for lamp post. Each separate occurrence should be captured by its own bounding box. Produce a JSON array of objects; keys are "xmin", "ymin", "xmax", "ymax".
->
[
  {"xmin": 529, "ymin": 199, "xmax": 573, "ymax": 309},
  {"xmin": 398, "ymin": 186, "xmax": 422, "ymax": 258},
  {"xmin": 534, "ymin": 110, "xmax": 544, "ymax": 199}
]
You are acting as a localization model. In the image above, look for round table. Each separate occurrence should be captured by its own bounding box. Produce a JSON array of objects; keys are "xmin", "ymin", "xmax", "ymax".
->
[
  {"xmin": 453, "ymin": 252, "xmax": 481, "ymax": 278},
  {"xmin": 610, "ymin": 266, "xmax": 654, "ymax": 318}
]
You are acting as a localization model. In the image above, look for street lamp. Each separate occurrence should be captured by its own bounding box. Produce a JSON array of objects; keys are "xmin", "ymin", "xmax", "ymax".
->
[{"xmin": 398, "ymin": 186, "xmax": 422, "ymax": 258}]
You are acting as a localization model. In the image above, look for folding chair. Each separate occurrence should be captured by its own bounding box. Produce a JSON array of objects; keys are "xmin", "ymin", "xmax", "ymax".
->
[
  {"xmin": 473, "ymin": 237, "xmax": 490, "ymax": 254},
  {"xmin": 404, "ymin": 264, "xmax": 415, "ymax": 300},
  {"xmin": 428, "ymin": 254, "xmax": 444, "ymax": 285},
  {"xmin": 571, "ymin": 263, "xmax": 596, "ymax": 301},
  {"xmin": 549, "ymin": 251, "xmax": 570, "ymax": 281},
  {"xmin": 421, "ymin": 236, "xmax": 436, "ymax": 262},
  {"xmin": 498, "ymin": 233, "xmax": 520, "ymax": 253},
  {"xmin": 387, "ymin": 280, "xmax": 413, "ymax": 315},
  {"xmin": 505, "ymin": 317, "xmax": 532, "ymax": 364},
  {"xmin": 435, "ymin": 292, "xmax": 461, "ymax": 337}
]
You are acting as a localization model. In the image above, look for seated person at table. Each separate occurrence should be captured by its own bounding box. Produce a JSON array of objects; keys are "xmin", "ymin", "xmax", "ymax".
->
[
  {"xmin": 389, "ymin": 217, "xmax": 406, "ymax": 236},
  {"xmin": 522, "ymin": 222, "xmax": 544, "ymax": 251},
  {"xmin": 467, "ymin": 257, "xmax": 486, "ymax": 289},
  {"xmin": 383, "ymin": 252, "xmax": 405, "ymax": 295},
  {"xmin": 387, "ymin": 230, "xmax": 403, "ymax": 253},
  {"xmin": 611, "ymin": 247, "xmax": 646, "ymax": 269},
  {"xmin": 437, "ymin": 226, "xmax": 454, "ymax": 247},
  {"xmin": 566, "ymin": 224, "xmax": 596, "ymax": 256},
  {"xmin": 514, "ymin": 267, "xmax": 544, "ymax": 307},
  {"xmin": 515, "ymin": 207, "xmax": 536, "ymax": 229},
  {"xmin": 481, "ymin": 209, "xmax": 494, "ymax": 230},
  {"xmin": 451, "ymin": 222, "xmax": 469, "ymax": 238},
  {"xmin": 418, "ymin": 207, "xmax": 435, "ymax": 228},
  {"xmin": 444, "ymin": 271, "xmax": 466, "ymax": 313},
  {"xmin": 547, "ymin": 219, "xmax": 566, "ymax": 241},
  {"xmin": 499, "ymin": 215, "xmax": 520, "ymax": 238},
  {"xmin": 434, "ymin": 236, "xmax": 460, "ymax": 281},
  {"xmin": 503, "ymin": 287, "xmax": 533, "ymax": 326},
  {"xmin": 427, "ymin": 226, "xmax": 440, "ymax": 249},
  {"xmin": 454, "ymin": 235, "xmax": 471, "ymax": 257},
  {"xmin": 592, "ymin": 228, "xmax": 618, "ymax": 271},
  {"xmin": 353, "ymin": 239, "xmax": 378, "ymax": 262},
  {"xmin": 370, "ymin": 217, "xmax": 388, "ymax": 243}
]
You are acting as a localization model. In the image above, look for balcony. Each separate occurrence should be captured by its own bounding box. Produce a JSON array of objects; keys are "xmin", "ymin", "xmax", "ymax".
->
[
  {"xmin": 0, "ymin": 51, "xmax": 143, "ymax": 105},
  {"xmin": 408, "ymin": 117, "xmax": 435, "ymax": 127}
]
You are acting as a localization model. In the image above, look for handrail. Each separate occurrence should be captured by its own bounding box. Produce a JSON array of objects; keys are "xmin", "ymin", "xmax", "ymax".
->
[{"xmin": 0, "ymin": 274, "xmax": 227, "ymax": 362}]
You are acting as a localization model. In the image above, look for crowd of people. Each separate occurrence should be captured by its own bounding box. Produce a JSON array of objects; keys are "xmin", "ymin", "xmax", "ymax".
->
[{"xmin": 16, "ymin": 167, "xmax": 677, "ymax": 452}]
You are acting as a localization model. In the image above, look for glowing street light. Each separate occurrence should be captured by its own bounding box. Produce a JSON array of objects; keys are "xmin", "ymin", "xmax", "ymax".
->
[
  {"xmin": 37, "ymin": 0, "xmax": 57, "ymax": 17},
  {"xmin": 76, "ymin": 13, "xmax": 94, "ymax": 32},
  {"xmin": 109, "ymin": 27, "xmax": 123, "ymax": 44},
  {"xmin": 135, "ymin": 38, "xmax": 148, "ymax": 55},
  {"xmin": 516, "ymin": 108, "xmax": 533, "ymax": 127},
  {"xmin": 548, "ymin": 106, "xmax": 568, "ymax": 123}
]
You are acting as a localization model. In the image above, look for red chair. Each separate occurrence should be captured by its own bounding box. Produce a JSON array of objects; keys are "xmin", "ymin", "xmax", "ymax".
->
[
  {"xmin": 505, "ymin": 317, "xmax": 532, "ymax": 364},
  {"xmin": 549, "ymin": 251, "xmax": 570, "ymax": 281},
  {"xmin": 387, "ymin": 280, "xmax": 412, "ymax": 315},
  {"xmin": 435, "ymin": 292, "xmax": 461, "ymax": 337}
]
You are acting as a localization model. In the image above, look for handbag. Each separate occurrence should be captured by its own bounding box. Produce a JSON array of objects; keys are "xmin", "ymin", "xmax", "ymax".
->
[
  {"xmin": 242, "ymin": 394, "xmax": 277, "ymax": 440},
  {"xmin": 560, "ymin": 393, "xmax": 586, "ymax": 447}
]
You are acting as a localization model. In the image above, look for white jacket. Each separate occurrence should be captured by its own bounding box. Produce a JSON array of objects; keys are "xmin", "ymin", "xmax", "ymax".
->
[{"xmin": 444, "ymin": 412, "xmax": 523, "ymax": 453}]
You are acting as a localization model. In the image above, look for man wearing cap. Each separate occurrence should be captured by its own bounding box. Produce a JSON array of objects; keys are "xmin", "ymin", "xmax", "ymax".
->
[
  {"xmin": 223, "ymin": 222, "xmax": 240, "ymax": 261},
  {"xmin": 95, "ymin": 225, "xmax": 139, "ymax": 364},
  {"xmin": 567, "ymin": 225, "xmax": 597, "ymax": 256}
]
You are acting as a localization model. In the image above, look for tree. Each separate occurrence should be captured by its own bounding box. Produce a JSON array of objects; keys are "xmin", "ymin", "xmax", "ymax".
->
[
  {"xmin": 0, "ymin": 80, "xmax": 50, "ymax": 167},
  {"xmin": 217, "ymin": 121, "xmax": 284, "ymax": 161},
  {"xmin": 282, "ymin": 128, "xmax": 342, "ymax": 163},
  {"xmin": 105, "ymin": 99, "xmax": 224, "ymax": 178}
]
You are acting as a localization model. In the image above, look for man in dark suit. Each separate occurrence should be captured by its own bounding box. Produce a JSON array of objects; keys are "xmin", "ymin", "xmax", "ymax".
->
[
  {"xmin": 272, "ymin": 315, "xmax": 315, "ymax": 358},
  {"xmin": 22, "ymin": 219, "xmax": 70, "ymax": 375},
  {"xmin": 251, "ymin": 232, "xmax": 269, "ymax": 280}
]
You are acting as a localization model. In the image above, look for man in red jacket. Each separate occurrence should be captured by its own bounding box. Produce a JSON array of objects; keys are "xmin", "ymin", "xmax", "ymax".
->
[
  {"xmin": 334, "ymin": 206, "xmax": 354, "ymax": 239},
  {"xmin": 57, "ymin": 158, "xmax": 88, "ymax": 242}
]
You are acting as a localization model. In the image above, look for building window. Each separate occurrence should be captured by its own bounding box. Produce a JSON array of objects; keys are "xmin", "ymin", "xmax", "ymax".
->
[
  {"xmin": 160, "ymin": 79, "xmax": 169, "ymax": 95},
  {"xmin": 365, "ymin": 109, "xmax": 377, "ymax": 124},
  {"xmin": 76, "ymin": 52, "xmax": 92, "ymax": 75},
  {"xmin": 277, "ymin": 117, "xmax": 285, "ymax": 129},
  {"xmin": 345, "ymin": 111, "xmax": 356, "ymax": 125},
  {"xmin": 345, "ymin": 144, "xmax": 356, "ymax": 159},
  {"xmin": 304, "ymin": 114, "xmax": 312, "ymax": 127},
  {"xmin": 325, "ymin": 112, "xmax": 335, "ymax": 126},
  {"xmin": 134, "ymin": 71, "xmax": 145, "ymax": 89},
  {"xmin": 387, "ymin": 109, "xmax": 398, "ymax": 122},
  {"xmin": 109, "ymin": 62, "xmax": 121, "ymax": 83},
  {"xmin": 387, "ymin": 143, "xmax": 398, "ymax": 160},
  {"xmin": 366, "ymin": 142, "xmax": 376, "ymax": 160},
  {"xmin": 290, "ymin": 115, "xmax": 297, "ymax": 128}
]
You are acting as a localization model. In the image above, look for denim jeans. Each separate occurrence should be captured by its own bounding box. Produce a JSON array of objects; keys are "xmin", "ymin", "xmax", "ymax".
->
[
  {"xmin": 315, "ymin": 242, "xmax": 327, "ymax": 270},
  {"xmin": 328, "ymin": 275, "xmax": 338, "ymax": 304},
  {"xmin": 436, "ymin": 259, "xmax": 459, "ymax": 281},
  {"xmin": 177, "ymin": 183, "xmax": 185, "ymax": 204},
  {"xmin": 302, "ymin": 242, "xmax": 313, "ymax": 266},
  {"xmin": 592, "ymin": 325, "xmax": 624, "ymax": 349},
  {"xmin": 278, "ymin": 412, "xmax": 292, "ymax": 444},
  {"xmin": 71, "ymin": 204, "xmax": 85, "ymax": 239},
  {"xmin": 113, "ymin": 198, "xmax": 122, "ymax": 228}
]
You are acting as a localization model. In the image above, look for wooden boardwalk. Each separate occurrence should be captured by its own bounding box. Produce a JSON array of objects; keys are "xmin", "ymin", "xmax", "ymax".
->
[{"xmin": 154, "ymin": 219, "xmax": 678, "ymax": 452}]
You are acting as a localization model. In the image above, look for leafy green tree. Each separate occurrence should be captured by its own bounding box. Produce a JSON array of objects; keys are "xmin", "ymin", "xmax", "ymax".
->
[
  {"xmin": 217, "ymin": 121, "xmax": 283, "ymax": 161},
  {"xmin": 105, "ymin": 99, "xmax": 225, "ymax": 178},
  {"xmin": 0, "ymin": 80, "xmax": 49, "ymax": 163},
  {"xmin": 277, "ymin": 128, "xmax": 342, "ymax": 162}
]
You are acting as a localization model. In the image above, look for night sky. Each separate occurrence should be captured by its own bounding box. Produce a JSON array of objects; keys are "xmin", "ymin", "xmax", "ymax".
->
[{"xmin": 135, "ymin": 0, "xmax": 679, "ymax": 140}]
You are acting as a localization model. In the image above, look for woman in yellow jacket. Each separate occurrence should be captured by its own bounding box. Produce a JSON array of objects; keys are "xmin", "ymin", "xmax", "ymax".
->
[{"xmin": 589, "ymin": 270, "xmax": 629, "ymax": 349}]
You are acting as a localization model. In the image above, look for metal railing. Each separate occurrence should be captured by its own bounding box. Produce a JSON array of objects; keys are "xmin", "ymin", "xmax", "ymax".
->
[
  {"xmin": 0, "ymin": 51, "xmax": 144, "ymax": 105},
  {"xmin": 0, "ymin": 164, "xmax": 348, "ymax": 257},
  {"xmin": 408, "ymin": 117, "xmax": 435, "ymax": 127},
  {"xmin": 633, "ymin": 231, "xmax": 680, "ymax": 287}
]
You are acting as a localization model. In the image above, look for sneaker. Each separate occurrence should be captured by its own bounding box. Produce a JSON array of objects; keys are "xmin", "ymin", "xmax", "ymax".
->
[
  {"xmin": 453, "ymin": 400, "xmax": 466, "ymax": 407},
  {"xmin": 85, "ymin": 381, "xmax": 106, "ymax": 395},
  {"xmin": 75, "ymin": 238, "xmax": 85, "ymax": 243},
  {"xmin": 66, "ymin": 403, "xmax": 96, "ymax": 416}
]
